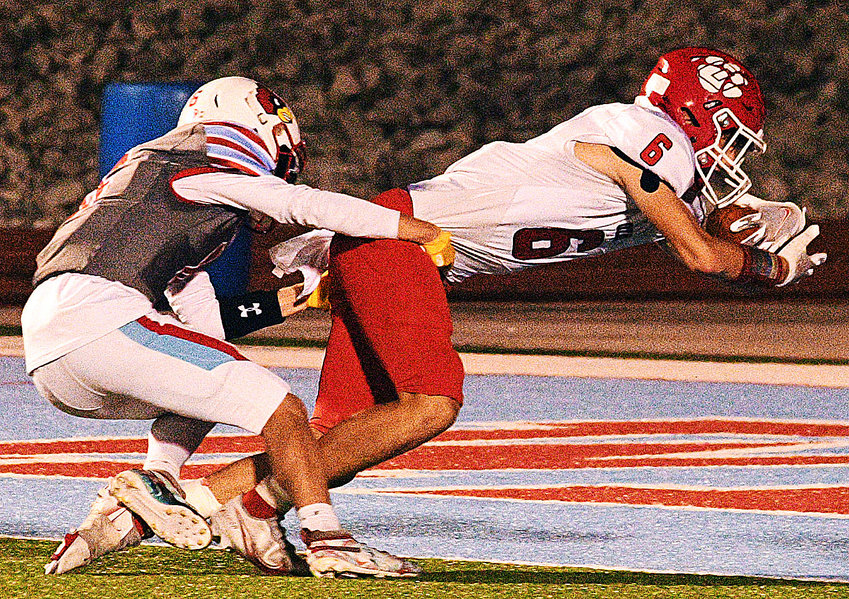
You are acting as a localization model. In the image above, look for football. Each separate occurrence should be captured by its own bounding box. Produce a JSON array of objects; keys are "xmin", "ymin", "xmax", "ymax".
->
[{"xmin": 704, "ymin": 204, "xmax": 760, "ymax": 244}]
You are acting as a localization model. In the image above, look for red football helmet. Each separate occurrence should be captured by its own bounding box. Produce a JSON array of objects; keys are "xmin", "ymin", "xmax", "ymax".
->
[{"xmin": 638, "ymin": 47, "xmax": 766, "ymax": 208}]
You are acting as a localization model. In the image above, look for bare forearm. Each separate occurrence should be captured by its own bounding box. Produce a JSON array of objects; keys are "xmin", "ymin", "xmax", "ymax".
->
[{"xmin": 397, "ymin": 213, "xmax": 441, "ymax": 244}]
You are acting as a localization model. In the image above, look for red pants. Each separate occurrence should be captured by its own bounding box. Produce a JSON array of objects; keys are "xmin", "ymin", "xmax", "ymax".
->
[{"xmin": 310, "ymin": 189, "xmax": 464, "ymax": 433}]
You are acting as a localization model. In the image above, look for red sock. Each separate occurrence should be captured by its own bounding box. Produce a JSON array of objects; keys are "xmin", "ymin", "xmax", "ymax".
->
[{"xmin": 242, "ymin": 488, "xmax": 276, "ymax": 519}]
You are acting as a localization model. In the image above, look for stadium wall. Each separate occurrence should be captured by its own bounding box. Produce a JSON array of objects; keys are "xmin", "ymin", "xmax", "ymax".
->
[
  {"xmin": 1, "ymin": 2, "xmax": 848, "ymax": 227},
  {"xmin": 3, "ymin": 220, "xmax": 842, "ymax": 306},
  {"xmin": 1, "ymin": 218, "xmax": 843, "ymax": 305}
]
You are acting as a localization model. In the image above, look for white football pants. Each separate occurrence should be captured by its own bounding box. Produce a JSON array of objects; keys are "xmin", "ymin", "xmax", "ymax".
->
[{"xmin": 30, "ymin": 313, "xmax": 290, "ymax": 435}]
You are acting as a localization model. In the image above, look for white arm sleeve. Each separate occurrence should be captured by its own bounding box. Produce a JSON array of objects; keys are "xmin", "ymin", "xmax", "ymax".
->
[
  {"xmin": 171, "ymin": 171, "xmax": 400, "ymax": 240},
  {"xmin": 164, "ymin": 272, "xmax": 226, "ymax": 340}
]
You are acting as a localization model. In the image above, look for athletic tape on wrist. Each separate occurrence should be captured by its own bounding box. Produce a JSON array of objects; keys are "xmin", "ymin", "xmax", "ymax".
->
[{"xmin": 737, "ymin": 246, "xmax": 788, "ymax": 286}]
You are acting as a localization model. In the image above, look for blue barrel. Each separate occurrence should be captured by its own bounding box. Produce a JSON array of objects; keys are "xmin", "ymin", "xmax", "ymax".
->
[{"xmin": 99, "ymin": 82, "xmax": 252, "ymax": 298}]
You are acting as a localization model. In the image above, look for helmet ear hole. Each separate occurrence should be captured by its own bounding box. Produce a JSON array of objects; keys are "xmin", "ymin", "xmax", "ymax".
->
[{"xmin": 679, "ymin": 107, "xmax": 701, "ymax": 128}]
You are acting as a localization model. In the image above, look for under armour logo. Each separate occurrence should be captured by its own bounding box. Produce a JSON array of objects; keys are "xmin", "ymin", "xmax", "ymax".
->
[{"xmin": 238, "ymin": 303, "xmax": 262, "ymax": 318}]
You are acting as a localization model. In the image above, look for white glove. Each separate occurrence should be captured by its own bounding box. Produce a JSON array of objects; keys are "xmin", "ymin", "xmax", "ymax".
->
[
  {"xmin": 731, "ymin": 194, "xmax": 806, "ymax": 252},
  {"xmin": 269, "ymin": 230, "xmax": 334, "ymax": 300},
  {"xmin": 269, "ymin": 229, "xmax": 333, "ymax": 277},
  {"xmin": 776, "ymin": 224, "xmax": 827, "ymax": 286}
]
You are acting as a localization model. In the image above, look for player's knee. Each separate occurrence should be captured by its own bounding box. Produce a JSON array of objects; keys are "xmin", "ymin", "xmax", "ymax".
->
[
  {"xmin": 262, "ymin": 393, "xmax": 310, "ymax": 436},
  {"xmin": 401, "ymin": 393, "xmax": 461, "ymax": 437}
]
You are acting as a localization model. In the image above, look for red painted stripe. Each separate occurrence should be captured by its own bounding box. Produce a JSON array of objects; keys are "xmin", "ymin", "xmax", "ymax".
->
[
  {"xmin": 136, "ymin": 316, "xmax": 248, "ymax": 361},
  {"xmin": 436, "ymin": 420, "xmax": 849, "ymax": 441},
  {"xmin": 375, "ymin": 442, "xmax": 849, "ymax": 470},
  {"xmin": 0, "ymin": 438, "xmax": 149, "ymax": 455},
  {"xmin": 0, "ymin": 435, "xmax": 263, "ymax": 456},
  {"xmin": 0, "ymin": 461, "xmax": 219, "ymax": 479},
  {"xmin": 391, "ymin": 486, "xmax": 849, "ymax": 515},
  {"xmin": 194, "ymin": 435, "xmax": 264, "ymax": 453}
]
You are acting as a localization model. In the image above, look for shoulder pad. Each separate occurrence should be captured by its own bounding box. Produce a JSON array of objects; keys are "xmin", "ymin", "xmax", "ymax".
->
[{"xmin": 601, "ymin": 105, "xmax": 696, "ymax": 197}]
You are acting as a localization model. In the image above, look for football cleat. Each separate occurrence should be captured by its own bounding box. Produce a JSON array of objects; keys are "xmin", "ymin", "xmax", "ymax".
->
[
  {"xmin": 301, "ymin": 529, "xmax": 422, "ymax": 578},
  {"xmin": 45, "ymin": 484, "xmax": 151, "ymax": 574},
  {"xmin": 109, "ymin": 469, "xmax": 212, "ymax": 550},
  {"xmin": 210, "ymin": 495, "xmax": 309, "ymax": 576}
]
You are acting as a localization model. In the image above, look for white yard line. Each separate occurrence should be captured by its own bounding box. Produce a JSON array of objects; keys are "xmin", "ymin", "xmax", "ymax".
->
[{"xmin": 3, "ymin": 336, "xmax": 849, "ymax": 387}]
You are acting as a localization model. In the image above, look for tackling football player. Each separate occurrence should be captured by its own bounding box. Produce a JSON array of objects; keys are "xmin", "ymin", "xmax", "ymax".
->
[{"xmin": 31, "ymin": 76, "xmax": 445, "ymax": 578}]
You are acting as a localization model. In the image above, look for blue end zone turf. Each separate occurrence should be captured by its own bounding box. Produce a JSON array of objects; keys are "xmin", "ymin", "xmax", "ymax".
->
[{"xmin": 3, "ymin": 356, "xmax": 849, "ymax": 581}]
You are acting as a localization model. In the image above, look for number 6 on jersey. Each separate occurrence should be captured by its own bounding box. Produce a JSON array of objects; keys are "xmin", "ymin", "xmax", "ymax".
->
[{"xmin": 640, "ymin": 133, "xmax": 673, "ymax": 166}]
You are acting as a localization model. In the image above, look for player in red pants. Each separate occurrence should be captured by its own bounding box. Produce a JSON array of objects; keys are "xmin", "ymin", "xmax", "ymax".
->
[{"xmin": 310, "ymin": 188, "xmax": 464, "ymax": 480}]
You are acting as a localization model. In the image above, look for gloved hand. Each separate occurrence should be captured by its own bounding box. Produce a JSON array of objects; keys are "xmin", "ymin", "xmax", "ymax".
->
[
  {"xmin": 304, "ymin": 271, "xmax": 331, "ymax": 310},
  {"xmin": 730, "ymin": 195, "xmax": 806, "ymax": 252},
  {"xmin": 776, "ymin": 224, "xmax": 827, "ymax": 286},
  {"xmin": 421, "ymin": 230, "xmax": 455, "ymax": 269}
]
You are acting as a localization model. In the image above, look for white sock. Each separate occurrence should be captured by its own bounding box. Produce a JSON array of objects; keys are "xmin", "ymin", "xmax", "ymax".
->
[
  {"xmin": 181, "ymin": 479, "xmax": 222, "ymax": 518},
  {"xmin": 144, "ymin": 435, "xmax": 190, "ymax": 482},
  {"xmin": 142, "ymin": 457, "xmax": 182, "ymax": 483},
  {"xmin": 144, "ymin": 416, "xmax": 214, "ymax": 482},
  {"xmin": 297, "ymin": 503, "xmax": 341, "ymax": 533}
]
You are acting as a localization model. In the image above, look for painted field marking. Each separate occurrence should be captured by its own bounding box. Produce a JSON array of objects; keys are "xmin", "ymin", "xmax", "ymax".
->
[
  {"xmin": 3, "ymin": 337, "xmax": 849, "ymax": 386},
  {"xmin": 4, "ymin": 419, "xmax": 849, "ymax": 520}
]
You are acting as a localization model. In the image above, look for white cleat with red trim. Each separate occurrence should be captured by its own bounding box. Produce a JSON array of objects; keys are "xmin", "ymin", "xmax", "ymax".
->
[
  {"xmin": 301, "ymin": 529, "xmax": 422, "ymax": 578},
  {"xmin": 210, "ymin": 495, "xmax": 309, "ymax": 576},
  {"xmin": 45, "ymin": 484, "xmax": 151, "ymax": 575}
]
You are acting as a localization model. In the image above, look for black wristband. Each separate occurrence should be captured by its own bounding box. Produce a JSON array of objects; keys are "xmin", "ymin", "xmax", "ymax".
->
[
  {"xmin": 738, "ymin": 246, "xmax": 788, "ymax": 286},
  {"xmin": 218, "ymin": 290, "xmax": 285, "ymax": 340}
]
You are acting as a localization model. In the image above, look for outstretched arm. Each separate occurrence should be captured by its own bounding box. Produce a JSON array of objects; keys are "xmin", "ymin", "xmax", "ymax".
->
[
  {"xmin": 573, "ymin": 142, "xmax": 825, "ymax": 287},
  {"xmin": 171, "ymin": 171, "xmax": 445, "ymax": 245}
]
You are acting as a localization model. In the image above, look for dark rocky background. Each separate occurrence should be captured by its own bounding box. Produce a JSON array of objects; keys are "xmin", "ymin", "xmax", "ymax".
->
[{"xmin": 1, "ymin": 1, "xmax": 847, "ymax": 227}]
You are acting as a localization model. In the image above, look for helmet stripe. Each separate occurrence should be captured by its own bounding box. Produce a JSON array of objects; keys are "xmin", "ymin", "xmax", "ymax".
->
[
  {"xmin": 206, "ymin": 135, "xmax": 267, "ymax": 166},
  {"xmin": 202, "ymin": 121, "xmax": 268, "ymax": 150},
  {"xmin": 202, "ymin": 122, "xmax": 276, "ymax": 176}
]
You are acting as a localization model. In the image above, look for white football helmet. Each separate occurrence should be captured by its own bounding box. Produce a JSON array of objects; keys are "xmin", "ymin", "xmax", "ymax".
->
[{"xmin": 178, "ymin": 76, "xmax": 306, "ymax": 183}]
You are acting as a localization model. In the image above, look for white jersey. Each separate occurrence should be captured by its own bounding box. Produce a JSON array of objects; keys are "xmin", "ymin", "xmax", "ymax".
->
[
  {"xmin": 409, "ymin": 102, "xmax": 699, "ymax": 283},
  {"xmin": 23, "ymin": 123, "xmax": 403, "ymax": 374}
]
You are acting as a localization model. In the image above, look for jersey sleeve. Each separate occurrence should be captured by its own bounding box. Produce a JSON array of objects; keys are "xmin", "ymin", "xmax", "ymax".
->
[
  {"xmin": 170, "ymin": 171, "xmax": 400, "ymax": 240},
  {"xmin": 599, "ymin": 105, "xmax": 696, "ymax": 197},
  {"xmin": 165, "ymin": 271, "xmax": 226, "ymax": 340}
]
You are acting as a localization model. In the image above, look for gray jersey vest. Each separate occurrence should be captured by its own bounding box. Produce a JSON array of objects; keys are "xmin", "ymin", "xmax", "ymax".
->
[{"xmin": 33, "ymin": 125, "xmax": 246, "ymax": 303}]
